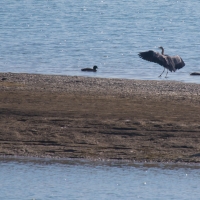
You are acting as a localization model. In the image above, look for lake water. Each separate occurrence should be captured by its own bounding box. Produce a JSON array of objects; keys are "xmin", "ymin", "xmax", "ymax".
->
[
  {"xmin": 1, "ymin": 157, "xmax": 200, "ymax": 200},
  {"xmin": 1, "ymin": 2, "xmax": 200, "ymax": 198},
  {"xmin": 0, "ymin": 1, "xmax": 200, "ymax": 83}
]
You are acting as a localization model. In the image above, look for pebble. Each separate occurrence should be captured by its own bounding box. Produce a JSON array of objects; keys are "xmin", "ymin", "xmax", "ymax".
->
[{"xmin": 0, "ymin": 73, "xmax": 199, "ymax": 101}]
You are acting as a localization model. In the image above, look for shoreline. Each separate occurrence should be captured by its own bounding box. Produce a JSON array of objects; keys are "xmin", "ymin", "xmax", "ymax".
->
[
  {"xmin": 0, "ymin": 72, "xmax": 200, "ymax": 163},
  {"xmin": 1, "ymin": 155, "xmax": 200, "ymax": 167}
]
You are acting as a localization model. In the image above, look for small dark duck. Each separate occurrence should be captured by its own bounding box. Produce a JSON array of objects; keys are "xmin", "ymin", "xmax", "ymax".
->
[
  {"xmin": 81, "ymin": 65, "xmax": 98, "ymax": 72},
  {"xmin": 190, "ymin": 72, "xmax": 200, "ymax": 75}
]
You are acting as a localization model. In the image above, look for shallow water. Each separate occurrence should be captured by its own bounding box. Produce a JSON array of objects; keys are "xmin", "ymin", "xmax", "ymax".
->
[
  {"xmin": 0, "ymin": 158, "xmax": 200, "ymax": 200},
  {"xmin": 0, "ymin": 1, "xmax": 200, "ymax": 83}
]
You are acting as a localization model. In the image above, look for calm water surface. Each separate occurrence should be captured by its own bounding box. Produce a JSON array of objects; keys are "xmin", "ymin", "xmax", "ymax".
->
[
  {"xmin": 0, "ymin": 1, "xmax": 200, "ymax": 83},
  {"xmin": 1, "ymin": 2, "xmax": 200, "ymax": 199},
  {"xmin": 0, "ymin": 157, "xmax": 200, "ymax": 200}
]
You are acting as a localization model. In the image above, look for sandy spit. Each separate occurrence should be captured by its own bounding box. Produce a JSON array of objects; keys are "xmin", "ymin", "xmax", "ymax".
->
[{"xmin": 0, "ymin": 72, "xmax": 200, "ymax": 163}]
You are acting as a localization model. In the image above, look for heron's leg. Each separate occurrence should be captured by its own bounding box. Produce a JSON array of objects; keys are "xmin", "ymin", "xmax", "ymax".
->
[
  {"xmin": 158, "ymin": 68, "xmax": 165, "ymax": 77},
  {"xmin": 165, "ymin": 69, "xmax": 168, "ymax": 78}
]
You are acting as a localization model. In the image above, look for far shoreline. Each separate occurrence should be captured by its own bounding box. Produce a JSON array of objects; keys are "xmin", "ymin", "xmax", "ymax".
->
[{"xmin": 1, "ymin": 71, "xmax": 200, "ymax": 85}]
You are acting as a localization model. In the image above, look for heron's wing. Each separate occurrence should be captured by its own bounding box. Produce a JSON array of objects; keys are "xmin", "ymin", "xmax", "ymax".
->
[
  {"xmin": 138, "ymin": 50, "xmax": 167, "ymax": 67},
  {"xmin": 172, "ymin": 56, "xmax": 185, "ymax": 70},
  {"xmin": 166, "ymin": 56, "xmax": 185, "ymax": 72}
]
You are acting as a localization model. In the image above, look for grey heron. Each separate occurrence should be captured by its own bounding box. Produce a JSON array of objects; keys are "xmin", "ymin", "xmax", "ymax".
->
[{"xmin": 138, "ymin": 47, "xmax": 185, "ymax": 77}]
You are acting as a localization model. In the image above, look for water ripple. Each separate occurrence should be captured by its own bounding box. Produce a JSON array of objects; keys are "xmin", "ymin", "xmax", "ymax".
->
[{"xmin": 0, "ymin": 1, "xmax": 200, "ymax": 83}]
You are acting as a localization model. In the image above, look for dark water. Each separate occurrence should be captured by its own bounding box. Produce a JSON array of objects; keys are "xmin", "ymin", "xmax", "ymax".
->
[
  {"xmin": 1, "ymin": 157, "xmax": 200, "ymax": 200},
  {"xmin": 0, "ymin": 1, "xmax": 200, "ymax": 83}
]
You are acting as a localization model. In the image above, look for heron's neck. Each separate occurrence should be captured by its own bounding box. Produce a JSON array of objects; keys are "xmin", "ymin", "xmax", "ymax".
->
[{"xmin": 160, "ymin": 47, "xmax": 164, "ymax": 55}]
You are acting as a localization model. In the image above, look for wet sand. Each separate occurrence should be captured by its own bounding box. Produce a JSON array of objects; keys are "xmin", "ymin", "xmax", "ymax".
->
[{"xmin": 0, "ymin": 72, "xmax": 200, "ymax": 162}]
